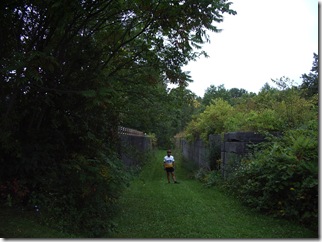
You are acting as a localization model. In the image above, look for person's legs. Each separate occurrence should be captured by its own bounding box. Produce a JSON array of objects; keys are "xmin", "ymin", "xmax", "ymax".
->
[
  {"xmin": 166, "ymin": 171, "xmax": 170, "ymax": 183},
  {"xmin": 171, "ymin": 172, "xmax": 177, "ymax": 182},
  {"xmin": 166, "ymin": 168, "xmax": 177, "ymax": 183}
]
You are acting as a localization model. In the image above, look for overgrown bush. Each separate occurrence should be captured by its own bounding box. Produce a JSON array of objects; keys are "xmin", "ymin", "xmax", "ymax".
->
[
  {"xmin": 185, "ymin": 98, "xmax": 234, "ymax": 141},
  {"xmin": 223, "ymin": 121, "xmax": 318, "ymax": 229},
  {"xmin": 0, "ymin": 140, "xmax": 155, "ymax": 237},
  {"xmin": 184, "ymin": 81, "xmax": 317, "ymax": 142},
  {"xmin": 195, "ymin": 168, "xmax": 222, "ymax": 188},
  {"xmin": 27, "ymin": 151, "xmax": 130, "ymax": 237},
  {"xmin": 194, "ymin": 168, "xmax": 209, "ymax": 182}
]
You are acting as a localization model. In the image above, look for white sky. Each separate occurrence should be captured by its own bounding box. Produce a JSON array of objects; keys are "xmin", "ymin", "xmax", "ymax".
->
[{"xmin": 182, "ymin": 0, "xmax": 319, "ymax": 97}]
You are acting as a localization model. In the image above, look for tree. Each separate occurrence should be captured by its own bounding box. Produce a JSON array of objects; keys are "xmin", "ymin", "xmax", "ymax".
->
[
  {"xmin": 300, "ymin": 53, "xmax": 318, "ymax": 98},
  {"xmin": 203, "ymin": 84, "xmax": 229, "ymax": 105},
  {"xmin": 0, "ymin": 0, "xmax": 237, "ymax": 167},
  {"xmin": 0, "ymin": 0, "xmax": 237, "ymax": 236},
  {"xmin": 184, "ymin": 78, "xmax": 317, "ymax": 141},
  {"xmin": 120, "ymin": 82, "xmax": 201, "ymax": 149},
  {"xmin": 202, "ymin": 84, "xmax": 248, "ymax": 106},
  {"xmin": 185, "ymin": 98, "xmax": 234, "ymax": 141},
  {"xmin": 260, "ymin": 82, "xmax": 275, "ymax": 92}
]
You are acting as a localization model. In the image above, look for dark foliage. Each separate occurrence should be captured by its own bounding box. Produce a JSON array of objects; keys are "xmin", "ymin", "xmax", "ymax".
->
[{"xmin": 0, "ymin": 0, "xmax": 236, "ymax": 236}]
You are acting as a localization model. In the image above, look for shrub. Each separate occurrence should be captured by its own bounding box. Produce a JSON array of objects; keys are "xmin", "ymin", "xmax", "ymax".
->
[
  {"xmin": 185, "ymin": 98, "xmax": 234, "ymax": 141},
  {"xmin": 194, "ymin": 168, "xmax": 209, "ymax": 182},
  {"xmin": 26, "ymin": 151, "xmax": 130, "ymax": 237},
  {"xmin": 224, "ymin": 122, "xmax": 318, "ymax": 229},
  {"xmin": 242, "ymin": 109, "xmax": 284, "ymax": 132},
  {"xmin": 194, "ymin": 168, "xmax": 222, "ymax": 188}
]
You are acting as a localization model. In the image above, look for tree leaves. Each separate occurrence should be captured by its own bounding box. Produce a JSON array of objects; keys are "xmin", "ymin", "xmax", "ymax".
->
[{"xmin": 0, "ymin": 0, "xmax": 237, "ymax": 235}]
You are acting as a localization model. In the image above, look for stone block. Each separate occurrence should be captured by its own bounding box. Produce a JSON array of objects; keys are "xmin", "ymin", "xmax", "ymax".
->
[{"xmin": 224, "ymin": 132, "xmax": 266, "ymax": 142}]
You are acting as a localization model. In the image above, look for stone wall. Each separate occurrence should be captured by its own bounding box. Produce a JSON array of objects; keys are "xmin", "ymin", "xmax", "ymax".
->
[
  {"xmin": 177, "ymin": 132, "xmax": 269, "ymax": 178},
  {"xmin": 221, "ymin": 132, "xmax": 266, "ymax": 178},
  {"xmin": 180, "ymin": 138, "xmax": 209, "ymax": 169}
]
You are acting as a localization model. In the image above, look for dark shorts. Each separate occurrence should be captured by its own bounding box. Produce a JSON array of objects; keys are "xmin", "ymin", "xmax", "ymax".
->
[{"xmin": 165, "ymin": 167, "xmax": 174, "ymax": 173}]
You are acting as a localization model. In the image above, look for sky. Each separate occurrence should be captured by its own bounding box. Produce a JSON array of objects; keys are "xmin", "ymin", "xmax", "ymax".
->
[{"xmin": 182, "ymin": 0, "xmax": 319, "ymax": 97}]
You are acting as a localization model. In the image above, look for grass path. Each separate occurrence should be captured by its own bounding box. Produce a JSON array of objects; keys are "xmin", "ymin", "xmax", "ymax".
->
[{"xmin": 109, "ymin": 150, "xmax": 317, "ymax": 238}]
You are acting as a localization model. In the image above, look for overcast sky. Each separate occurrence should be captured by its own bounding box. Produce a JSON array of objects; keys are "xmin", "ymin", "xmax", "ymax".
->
[{"xmin": 182, "ymin": 0, "xmax": 319, "ymax": 97}]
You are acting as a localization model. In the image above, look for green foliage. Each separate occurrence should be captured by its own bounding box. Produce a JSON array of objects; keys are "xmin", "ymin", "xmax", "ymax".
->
[
  {"xmin": 184, "ymin": 78, "xmax": 317, "ymax": 141},
  {"xmin": 300, "ymin": 53, "xmax": 319, "ymax": 98},
  {"xmin": 110, "ymin": 150, "xmax": 317, "ymax": 238},
  {"xmin": 185, "ymin": 98, "xmax": 233, "ymax": 141},
  {"xmin": 195, "ymin": 168, "xmax": 222, "ymax": 188},
  {"xmin": 120, "ymin": 84, "xmax": 201, "ymax": 149},
  {"xmin": 223, "ymin": 121, "xmax": 318, "ymax": 229},
  {"xmin": 1, "ymin": 148, "xmax": 154, "ymax": 238},
  {"xmin": 183, "ymin": 61, "xmax": 319, "ymax": 231},
  {"xmin": 0, "ymin": 151, "xmax": 130, "ymax": 237},
  {"xmin": 242, "ymin": 109, "xmax": 283, "ymax": 131},
  {"xmin": 1, "ymin": 150, "xmax": 317, "ymax": 238},
  {"xmin": 203, "ymin": 84, "xmax": 249, "ymax": 106},
  {"xmin": 0, "ymin": 0, "xmax": 237, "ymax": 237}
]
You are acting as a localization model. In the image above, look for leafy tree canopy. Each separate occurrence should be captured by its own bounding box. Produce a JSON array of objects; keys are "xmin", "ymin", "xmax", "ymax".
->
[
  {"xmin": 0, "ymin": 0, "xmax": 237, "ymax": 235},
  {"xmin": 185, "ymin": 75, "xmax": 318, "ymax": 142},
  {"xmin": 202, "ymin": 84, "xmax": 249, "ymax": 106},
  {"xmin": 300, "ymin": 53, "xmax": 318, "ymax": 98}
]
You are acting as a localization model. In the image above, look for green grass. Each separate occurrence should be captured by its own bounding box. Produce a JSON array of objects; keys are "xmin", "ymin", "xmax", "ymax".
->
[
  {"xmin": 0, "ymin": 205, "xmax": 77, "ymax": 238},
  {"xmin": 108, "ymin": 149, "xmax": 318, "ymax": 238},
  {"xmin": 0, "ymin": 150, "xmax": 318, "ymax": 238}
]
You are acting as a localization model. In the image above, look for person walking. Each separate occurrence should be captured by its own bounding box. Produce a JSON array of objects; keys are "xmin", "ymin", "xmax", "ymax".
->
[{"xmin": 163, "ymin": 149, "xmax": 178, "ymax": 184}]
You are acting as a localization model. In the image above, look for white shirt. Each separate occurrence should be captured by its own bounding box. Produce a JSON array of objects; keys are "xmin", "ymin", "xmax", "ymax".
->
[{"xmin": 164, "ymin": 155, "xmax": 175, "ymax": 167}]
